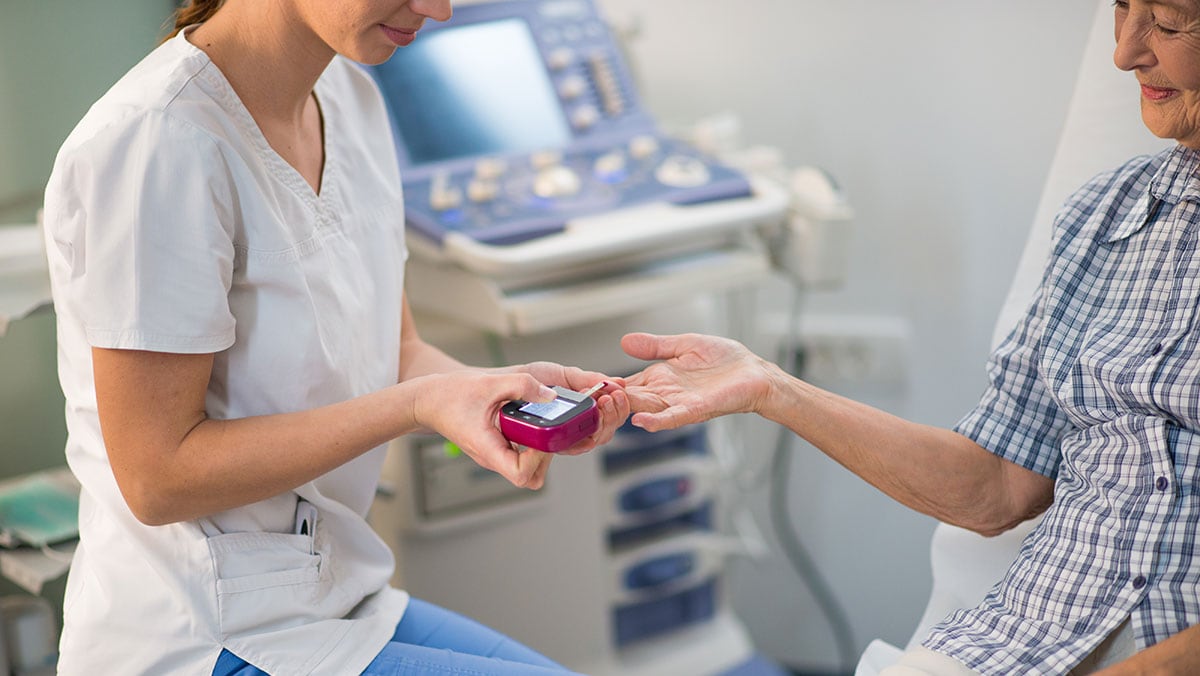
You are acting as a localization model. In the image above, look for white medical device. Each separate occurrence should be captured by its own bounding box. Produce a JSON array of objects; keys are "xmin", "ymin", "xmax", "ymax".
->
[
  {"xmin": 365, "ymin": 0, "xmax": 790, "ymax": 336},
  {"xmin": 365, "ymin": 2, "xmax": 847, "ymax": 673}
]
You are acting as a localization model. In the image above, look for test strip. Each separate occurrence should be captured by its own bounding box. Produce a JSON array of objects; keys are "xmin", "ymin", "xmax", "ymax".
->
[{"xmin": 581, "ymin": 381, "xmax": 607, "ymax": 398}]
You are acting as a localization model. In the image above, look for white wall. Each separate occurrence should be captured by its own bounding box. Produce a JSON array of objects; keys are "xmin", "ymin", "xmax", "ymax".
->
[
  {"xmin": 596, "ymin": 0, "xmax": 1102, "ymax": 671},
  {"xmin": 0, "ymin": 0, "xmax": 174, "ymax": 222}
]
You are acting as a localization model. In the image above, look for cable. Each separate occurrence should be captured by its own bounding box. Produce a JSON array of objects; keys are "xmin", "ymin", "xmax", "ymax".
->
[
  {"xmin": 768, "ymin": 281, "xmax": 859, "ymax": 673},
  {"xmin": 769, "ymin": 436, "xmax": 859, "ymax": 672}
]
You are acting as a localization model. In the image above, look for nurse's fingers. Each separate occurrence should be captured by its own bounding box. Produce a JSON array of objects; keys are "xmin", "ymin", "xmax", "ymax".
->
[
  {"xmin": 551, "ymin": 389, "xmax": 629, "ymax": 456},
  {"xmin": 513, "ymin": 445, "xmax": 553, "ymax": 489},
  {"xmin": 464, "ymin": 435, "xmax": 545, "ymax": 488},
  {"xmin": 561, "ymin": 368, "xmax": 625, "ymax": 393},
  {"xmin": 487, "ymin": 421, "xmax": 553, "ymax": 489},
  {"xmin": 595, "ymin": 388, "xmax": 630, "ymax": 444}
]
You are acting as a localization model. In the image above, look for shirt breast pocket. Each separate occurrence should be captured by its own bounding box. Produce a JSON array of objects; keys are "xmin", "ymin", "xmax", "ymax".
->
[{"xmin": 207, "ymin": 530, "xmax": 323, "ymax": 639}]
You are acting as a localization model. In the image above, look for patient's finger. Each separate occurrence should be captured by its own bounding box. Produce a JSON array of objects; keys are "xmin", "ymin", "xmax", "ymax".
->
[
  {"xmin": 630, "ymin": 405, "xmax": 697, "ymax": 433},
  {"xmin": 621, "ymin": 333, "xmax": 683, "ymax": 361},
  {"xmin": 624, "ymin": 386, "xmax": 669, "ymax": 414}
]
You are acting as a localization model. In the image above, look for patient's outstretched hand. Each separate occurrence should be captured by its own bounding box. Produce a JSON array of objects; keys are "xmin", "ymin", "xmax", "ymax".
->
[{"xmin": 621, "ymin": 332, "xmax": 776, "ymax": 432}]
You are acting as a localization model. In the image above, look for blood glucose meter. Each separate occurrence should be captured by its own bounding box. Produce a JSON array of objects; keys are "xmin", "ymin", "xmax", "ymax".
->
[{"xmin": 500, "ymin": 385, "xmax": 601, "ymax": 453}]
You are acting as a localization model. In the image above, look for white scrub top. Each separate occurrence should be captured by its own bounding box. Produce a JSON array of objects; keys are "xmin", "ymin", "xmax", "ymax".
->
[{"xmin": 42, "ymin": 29, "xmax": 410, "ymax": 675}]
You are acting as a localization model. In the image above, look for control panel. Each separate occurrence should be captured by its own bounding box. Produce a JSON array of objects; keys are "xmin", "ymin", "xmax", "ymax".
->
[{"xmin": 368, "ymin": 0, "xmax": 753, "ymax": 245}]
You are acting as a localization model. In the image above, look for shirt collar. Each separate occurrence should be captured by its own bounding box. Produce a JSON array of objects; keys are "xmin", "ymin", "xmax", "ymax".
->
[
  {"xmin": 1150, "ymin": 144, "xmax": 1200, "ymax": 204},
  {"xmin": 1106, "ymin": 144, "xmax": 1200, "ymax": 243}
]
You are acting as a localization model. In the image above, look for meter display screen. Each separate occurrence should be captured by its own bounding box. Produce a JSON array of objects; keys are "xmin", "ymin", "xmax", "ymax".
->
[{"xmin": 518, "ymin": 397, "xmax": 576, "ymax": 420}]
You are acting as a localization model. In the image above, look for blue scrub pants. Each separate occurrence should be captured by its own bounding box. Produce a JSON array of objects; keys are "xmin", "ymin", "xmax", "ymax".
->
[{"xmin": 213, "ymin": 598, "xmax": 581, "ymax": 675}]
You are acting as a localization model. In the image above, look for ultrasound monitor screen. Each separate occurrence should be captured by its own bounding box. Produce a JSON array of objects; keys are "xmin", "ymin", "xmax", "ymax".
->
[{"xmin": 373, "ymin": 19, "xmax": 572, "ymax": 166}]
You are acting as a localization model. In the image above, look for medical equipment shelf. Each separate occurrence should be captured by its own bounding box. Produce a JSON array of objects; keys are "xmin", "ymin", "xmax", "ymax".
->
[
  {"xmin": 598, "ymin": 422, "xmax": 737, "ymax": 657},
  {"xmin": 398, "ymin": 136, "xmax": 755, "ymax": 247},
  {"xmin": 406, "ymin": 175, "xmax": 788, "ymax": 281},
  {"xmin": 371, "ymin": 302, "xmax": 760, "ymax": 675},
  {"xmin": 600, "ymin": 424, "xmax": 707, "ymax": 473},
  {"xmin": 607, "ymin": 503, "xmax": 713, "ymax": 550},
  {"xmin": 0, "ymin": 225, "xmax": 51, "ymax": 337},
  {"xmin": 407, "ymin": 242, "xmax": 772, "ymax": 336}
]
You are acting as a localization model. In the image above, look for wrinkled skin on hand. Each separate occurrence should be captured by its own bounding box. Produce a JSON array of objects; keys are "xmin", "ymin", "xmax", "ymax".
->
[{"xmin": 621, "ymin": 332, "xmax": 774, "ymax": 432}]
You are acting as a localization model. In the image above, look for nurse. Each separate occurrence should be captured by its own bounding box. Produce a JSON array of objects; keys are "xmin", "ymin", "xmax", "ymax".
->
[{"xmin": 40, "ymin": 0, "xmax": 627, "ymax": 674}]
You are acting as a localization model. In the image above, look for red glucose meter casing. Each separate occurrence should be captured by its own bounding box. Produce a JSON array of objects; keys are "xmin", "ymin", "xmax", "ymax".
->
[{"xmin": 499, "ymin": 387, "xmax": 600, "ymax": 453}]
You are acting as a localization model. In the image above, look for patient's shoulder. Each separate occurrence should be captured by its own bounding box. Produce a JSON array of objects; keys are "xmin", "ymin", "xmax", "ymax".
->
[
  {"xmin": 1073, "ymin": 149, "xmax": 1168, "ymax": 206},
  {"xmin": 1049, "ymin": 148, "xmax": 1172, "ymax": 245}
]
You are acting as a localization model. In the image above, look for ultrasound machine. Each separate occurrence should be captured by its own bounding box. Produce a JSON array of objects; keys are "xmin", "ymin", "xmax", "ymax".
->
[
  {"xmin": 365, "ymin": 2, "xmax": 807, "ymax": 674},
  {"xmin": 366, "ymin": 0, "xmax": 790, "ymax": 336}
]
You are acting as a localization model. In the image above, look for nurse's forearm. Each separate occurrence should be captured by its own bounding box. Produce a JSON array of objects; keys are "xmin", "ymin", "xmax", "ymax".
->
[
  {"xmin": 395, "ymin": 296, "xmax": 474, "ymax": 382},
  {"xmin": 114, "ymin": 377, "xmax": 428, "ymax": 526},
  {"xmin": 397, "ymin": 336, "xmax": 469, "ymax": 381},
  {"xmin": 757, "ymin": 364, "xmax": 1053, "ymax": 535},
  {"xmin": 93, "ymin": 346, "xmax": 437, "ymax": 525}
]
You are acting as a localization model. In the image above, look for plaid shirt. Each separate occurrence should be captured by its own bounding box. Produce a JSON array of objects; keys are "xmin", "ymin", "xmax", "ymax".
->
[{"xmin": 926, "ymin": 145, "xmax": 1200, "ymax": 674}]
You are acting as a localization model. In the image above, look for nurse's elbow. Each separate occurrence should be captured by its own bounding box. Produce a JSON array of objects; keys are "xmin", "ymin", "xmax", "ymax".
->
[
  {"xmin": 130, "ymin": 503, "xmax": 177, "ymax": 527},
  {"xmin": 114, "ymin": 471, "xmax": 179, "ymax": 526},
  {"xmin": 122, "ymin": 490, "xmax": 171, "ymax": 526}
]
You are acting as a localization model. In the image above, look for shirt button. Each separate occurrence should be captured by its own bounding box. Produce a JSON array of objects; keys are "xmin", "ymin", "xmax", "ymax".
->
[
  {"xmin": 1132, "ymin": 575, "xmax": 1147, "ymax": 589},
  {"xmin": 1156, "ymin": 476, "xmax": 1170, "ymax": 491},
  {"xmin": 1150, "ymin": 343, "xmax": 1163, "ymax": 356}
]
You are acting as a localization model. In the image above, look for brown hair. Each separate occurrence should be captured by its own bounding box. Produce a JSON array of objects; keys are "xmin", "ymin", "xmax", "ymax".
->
[{"xmin": 161, "ymin": 0, "xmax": 224, "ymax": 42}]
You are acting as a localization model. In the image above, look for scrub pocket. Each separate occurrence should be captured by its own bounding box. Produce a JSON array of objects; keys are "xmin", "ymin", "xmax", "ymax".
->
[{"xmin": 207, "ymin": 530, "xmax": 323, "ymax": 638}]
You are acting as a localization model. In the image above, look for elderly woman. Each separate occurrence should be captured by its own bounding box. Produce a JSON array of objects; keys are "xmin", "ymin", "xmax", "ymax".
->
[{"xmin": 621, "ymin": 1, "xmax": 1200, "ymax": 674}]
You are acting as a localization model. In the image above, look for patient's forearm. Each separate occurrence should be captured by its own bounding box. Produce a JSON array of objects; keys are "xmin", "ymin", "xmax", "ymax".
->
[{"xmin": 758, "ymin": 365, "xmax": 1053, "ymax": 535}]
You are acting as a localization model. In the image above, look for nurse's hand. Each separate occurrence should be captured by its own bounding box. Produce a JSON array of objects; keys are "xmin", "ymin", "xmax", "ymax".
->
[
  {"xmin": 499, "ymin": 362, "xmax": 629, "ymax": 455},
  {"xmin": 621, "ymin": 332, "xmax": 778, "ymax": 432},
  {"xmin": 410, "ymin": 369, "xmax": 626, "ymax": 489}
]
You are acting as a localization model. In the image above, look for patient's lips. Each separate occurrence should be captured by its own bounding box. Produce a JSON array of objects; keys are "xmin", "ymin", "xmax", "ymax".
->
[{"xmin": 1141, "ymin": 83, "xmax": 1177, "ymax": 101}]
